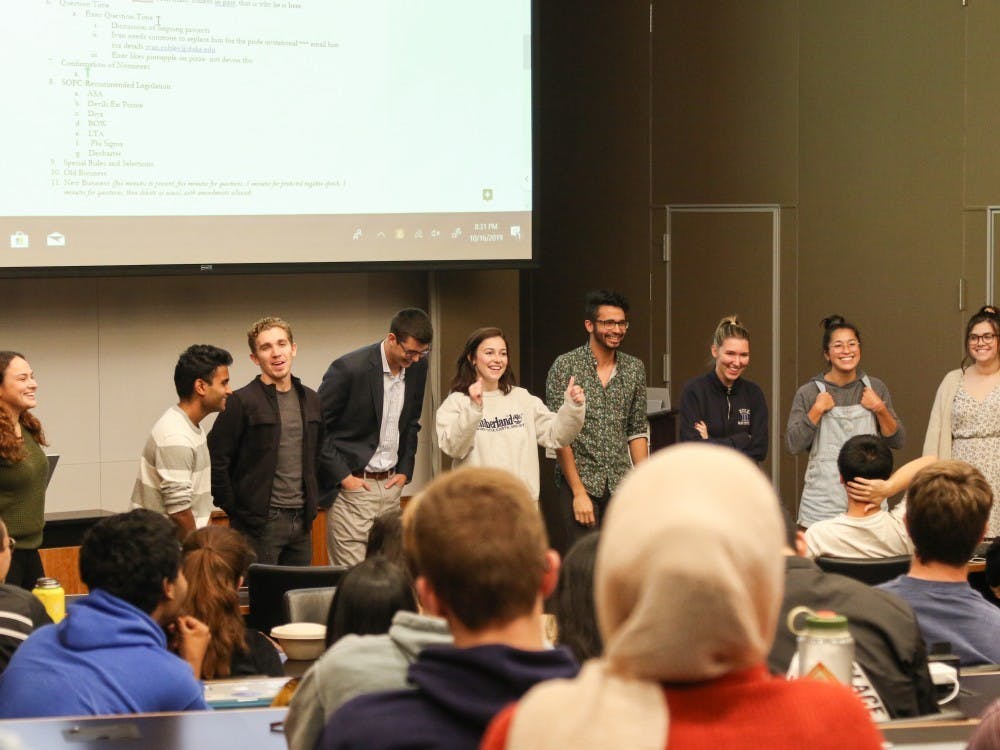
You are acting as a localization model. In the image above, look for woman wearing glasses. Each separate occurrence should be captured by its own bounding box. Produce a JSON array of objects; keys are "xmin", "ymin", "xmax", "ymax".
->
[
  {"xmin": 679, "ymin": 315, "xmax": 768, "ymax": 463},
  {"xmin": 925, "ymin": 306, "xmax": 1000, "ymax": 535},
  {"xmin": 786, "ymin": 315, "xmax": 905, "ymax": 527},
  {"xmin": 436, "ymin": 327, "xmax": 585, "ymax": 500},
  {"xmin": 0, "ymin": 352, "xmax": 51, "ymax": 590}
]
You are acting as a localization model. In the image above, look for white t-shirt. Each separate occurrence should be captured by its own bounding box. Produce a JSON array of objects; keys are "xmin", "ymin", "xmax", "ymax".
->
[{"xmin": 805, "ymin": 502, "xmax": 911, "ymax": 559}]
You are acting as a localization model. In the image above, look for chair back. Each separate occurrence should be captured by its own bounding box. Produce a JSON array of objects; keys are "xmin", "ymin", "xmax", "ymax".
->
[
  {"xmin": 283, "ymin": 586, "xmax": 337, "ymax": 626},
  {"xmin": 246, "ymin": 563, "xmax": 348, "ymax": 634},
  {"xmin": 814, "ymin": 554, "xmax": 911, "ymax": 587}
]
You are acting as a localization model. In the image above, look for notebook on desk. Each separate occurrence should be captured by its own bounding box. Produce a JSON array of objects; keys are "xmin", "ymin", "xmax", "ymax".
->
[{"xmin": 204, "ymin": 677, "xmax": 292, "ymax": 709}]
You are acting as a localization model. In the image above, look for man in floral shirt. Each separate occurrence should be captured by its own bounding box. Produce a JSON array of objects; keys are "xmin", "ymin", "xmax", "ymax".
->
[{"xmin": 546, "ymin": 290, "xmax": 648, "ymax": 549}]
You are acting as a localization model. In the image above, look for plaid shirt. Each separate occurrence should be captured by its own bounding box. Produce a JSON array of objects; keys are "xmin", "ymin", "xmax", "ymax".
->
[{"xmin": 546, "ymin": 343, "xmax": 648, "ymax": 497}]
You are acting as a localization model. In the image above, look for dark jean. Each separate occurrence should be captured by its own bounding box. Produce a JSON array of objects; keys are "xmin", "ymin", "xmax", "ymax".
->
[
  {"xmin": 239, "ymin": 507, "xmax": 313, "ymax": 566},
  {"xmin": 8, "ymin": 548, "xmax": 45, "ymax": 591}
]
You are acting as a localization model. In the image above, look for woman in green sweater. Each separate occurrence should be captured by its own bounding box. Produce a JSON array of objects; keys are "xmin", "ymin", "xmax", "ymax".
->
[{"xmin": 0, "ymin": 352, "xmax": 49, "ymax": 589}]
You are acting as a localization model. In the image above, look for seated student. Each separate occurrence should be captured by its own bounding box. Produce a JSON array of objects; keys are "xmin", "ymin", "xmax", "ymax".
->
[
  {"xmin": 180, "ymin": 526, "xmax": 282, "ymax": 679},
  {"xmin": 365, "ymin": 508, "xmax": 405, "ymax": 566},
  {"xmin": 284, "ymin": 544, "xmax": 450, "ymax": 750},
  {"xmin": 324, "ymin": 557, "xmax": 416, "ymax": 649},
  {"xmin": 553, "ymin": 532, "xmax": 602, "ymax": 662},
  {"xmin": 771, "ymin": 508, "xmax": 937, "ymax": 719},
  {"xmin": 482, "ymin": 444, "xmax": 882, "ymax": 750},
  {"xmin": 804, "ymin": 437, "xmax": 934, "ymax": 558},
  {"xmin": 878, "ymin": 460, "xmax": 1000, "ymax": 666},
  {"xmin": 0, "ymin": 509, "xmax": 210, "ymax": 717},
  {"xmin": 0, "ymin": 518, "xmax": 51, "ymax": 672},
  {"xmin": 319, "ymin": 467, "xmax": 579, "ymax": 750}
]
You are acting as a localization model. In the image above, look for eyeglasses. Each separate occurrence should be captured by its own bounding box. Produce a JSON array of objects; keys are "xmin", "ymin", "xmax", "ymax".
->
[
  {"xmin": 399, "ymin": 343, "xmax": 432, "ymax": 361},
  {"xmin": 829, "ymin": 340, "xmax": 860, "ymax": 352},
  {"xmin": 969, "ymin": 333, "xmax": 997, "ymax": 345},
  {"xmin": 595, "ymin": 319, "xmax": 629, "ymax": 330}
]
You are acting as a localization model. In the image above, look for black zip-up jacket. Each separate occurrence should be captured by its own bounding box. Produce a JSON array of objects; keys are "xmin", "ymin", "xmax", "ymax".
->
[
  {"xmin": 208, "ymin": 375, "xmax": 324, "ymax": 532},
  {"xmin": 678, "ymin": 370, "xmax": 768, "ymax": 463}
]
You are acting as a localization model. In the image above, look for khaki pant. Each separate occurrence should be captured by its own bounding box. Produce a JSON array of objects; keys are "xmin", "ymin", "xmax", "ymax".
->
[{"xmin": 326, "ymin": 478, "xmax": 402, "ymax": 566}]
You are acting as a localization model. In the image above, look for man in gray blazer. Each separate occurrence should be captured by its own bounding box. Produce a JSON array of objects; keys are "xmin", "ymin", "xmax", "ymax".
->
[{"xmin": 318, "ymin": 308, "xmax": 433, "ymax": 565}]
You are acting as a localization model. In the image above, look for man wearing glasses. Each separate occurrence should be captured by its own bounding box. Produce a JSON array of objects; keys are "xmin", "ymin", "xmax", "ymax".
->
[
  {"xmin": 546, "ymin": 290, "xmax": 649, "ymax": 550},
  {"xmin": 318, "ymin": 308, "xmax": 433, "ymax": 565}
]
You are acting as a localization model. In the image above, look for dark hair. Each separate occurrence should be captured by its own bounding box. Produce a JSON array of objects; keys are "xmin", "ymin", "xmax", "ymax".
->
[
  {"xmin": 986, "ymin": 537, "xmax": 1000, "ymax": 589},
  {"xmin": 80, "ymin": 509, "xmax": 181, "ymax": 614},
  {"xmin": 0, "ymin": 351, "xmax": 47, "ymax": 462},
  {"xmin": 181, "ymin": 527, "xmax": 255, "ymax": 679},
  {"xmin": 325, "ymin": 557, "xmax": 416, "ymax": 648},
  {"xmin": 554, "ymin": 532, "xmax": 602, "ymax": 662},
  {"xmin": 906, "ymin": 461, "xmax": 993, "ymax": 566},
  {"xmin": 366, "ymin": 509, "xmax": 405, "ymax": 567},
  {"xmin": 173, "ymin": 344, "xmax": 233, "ymax": 399},
  {"xmin": 837, "ymin": 435, "xmax": 893, "ymax": 484},
  {"xmin": 389, "ymin": 308, "xmax": 433, "ymax": 345},
  {"xmin": 584, "ymin": 290, "xmax": 629, "ymax": 322},
  {"xmin": 962, "ymin": 306, "xmax": 1000, "ymax": 372},
  {"xmin": 449, "ymin": 327, "xmax": 516, "ymax": 396},
  {"xmin": 820, "ymin": 314, "xmax": 861, "ymax": 353}
]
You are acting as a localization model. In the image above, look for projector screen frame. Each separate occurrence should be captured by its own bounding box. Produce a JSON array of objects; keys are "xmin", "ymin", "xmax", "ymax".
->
[{"xmin": 0, "ymin": 1, "xmax": 540, "ymax": 279}]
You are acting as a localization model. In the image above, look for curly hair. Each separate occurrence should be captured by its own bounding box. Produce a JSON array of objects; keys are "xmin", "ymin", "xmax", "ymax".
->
[
  {"xmin": 0, "ymin": 352, "xmax": 47, "ymax": 463},
  {"xmin": 79, "ymin": 509, "xmax": 182, "ymax": 614},
  {"xmin": 181, "ymin": 526, "xmax": 254, "ymax": 678}
]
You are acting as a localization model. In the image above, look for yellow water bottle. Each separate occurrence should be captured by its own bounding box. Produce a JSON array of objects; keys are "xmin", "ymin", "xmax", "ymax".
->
[{"xmin": 32, "ymin": 577, "xmax": 66, "ymax": 623}]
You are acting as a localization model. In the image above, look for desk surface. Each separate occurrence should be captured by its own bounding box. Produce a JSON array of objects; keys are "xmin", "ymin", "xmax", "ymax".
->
[{"xmin": 0, "ymin": 707, "xmax": 287, "ymax": 750}]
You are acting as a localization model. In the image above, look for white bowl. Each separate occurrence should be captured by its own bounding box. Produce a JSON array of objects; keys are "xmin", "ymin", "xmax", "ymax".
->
[{"xmin": 270, "ymin": 622, "xmax": 327, "ymax": 661}]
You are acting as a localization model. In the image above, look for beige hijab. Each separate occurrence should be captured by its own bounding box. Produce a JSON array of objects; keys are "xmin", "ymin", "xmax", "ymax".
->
[{"xmin": 507, "ymin": 443, "xmax": 785, "ymax": 750}]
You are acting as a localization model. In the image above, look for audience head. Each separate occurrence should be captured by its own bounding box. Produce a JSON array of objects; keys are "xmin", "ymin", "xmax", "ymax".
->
[
  {"xmin": 985, "ymin": 537, "xmax": 1000, "ymax": 597},
  {"xmin": 963, "ymin": 305, "xmax": 1000, "ymax": 371},
  {"xmin": 905, "ymin": 461, "xmax": 992, "ymax": 567},
  {"xmin": 403, "ymin": 466, "xmax": 554, "ymax": 632},
  {"xmin": 173, "ymin": 344, "xmax": 233, "ymax": 401},
  {"xmin": 180, "ymin": 526, "xmax": 253, "ymax": 678},
  {"xmin": 837, "ymin": 434, "xmax": 893, "ymax": 484},
  {"xmin": 554, "ymin": 532, "xmax": 602, "ymax": 662},
  {"xmin": 366, "ymin": 509, "xmax": 405, "ymax": 567},
  {"xmin": 325, "ymin": 557, "xmax": 416, "ymax": 648},
  {"xmin": 80, "ymin": 509, "xmax": 184, "ymax": 617},
  {"xmin": 450, "ymin": 326, "xmax": 516, "ymax": 396},
  {"xmin": 596, "ymin": 443, "xmax": 783, "ymax": 682}
]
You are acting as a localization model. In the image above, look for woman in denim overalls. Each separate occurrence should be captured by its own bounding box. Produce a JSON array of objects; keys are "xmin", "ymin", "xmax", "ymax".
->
[{"xmin": 786, "ymin": 315, "xmax": 906, "ymax": 528}]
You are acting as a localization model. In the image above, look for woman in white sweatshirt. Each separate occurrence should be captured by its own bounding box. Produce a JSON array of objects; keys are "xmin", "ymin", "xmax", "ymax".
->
[{"xmin": 436, "ymin": 327, "xmax": 585, "ymax": 499}]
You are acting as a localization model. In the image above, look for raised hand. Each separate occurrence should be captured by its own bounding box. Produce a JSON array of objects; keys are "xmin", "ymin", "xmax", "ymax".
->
[
  {"xmin": 565, "ymin": 375, "xmax": 585, "ymax": 406},
  {"xmin": 468, "ymin": 376, "xmax": 484, "ymax": 406}
]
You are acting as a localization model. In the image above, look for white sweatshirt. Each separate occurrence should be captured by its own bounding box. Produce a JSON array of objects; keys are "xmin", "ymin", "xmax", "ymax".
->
[{"xmin": 436, "ymin": 387, "xmax": 585, "ymax": 499}]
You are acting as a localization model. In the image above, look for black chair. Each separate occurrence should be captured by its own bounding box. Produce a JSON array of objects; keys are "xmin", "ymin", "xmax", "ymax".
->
[
  {"xmin": 283, "ymin": 586, "xmax": 337, "ymax": 626},
  {"xmin": 814, "ymin": 554, "xmax": 911, "ymax": 586},
  {"xmin": 246, "ymin": 564, "xmax": 348, "ymax": 634}
]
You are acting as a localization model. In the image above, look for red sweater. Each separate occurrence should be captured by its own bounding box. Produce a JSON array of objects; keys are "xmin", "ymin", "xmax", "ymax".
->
[{"xmin": 481, "ymin": 665, "xmax": 883, "ymax": 750}]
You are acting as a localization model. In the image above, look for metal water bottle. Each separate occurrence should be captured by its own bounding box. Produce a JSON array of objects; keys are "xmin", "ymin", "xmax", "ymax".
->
[
  {"xmin": 32, "ymin": 577, "xmax": 66, "ymax": 623},
  {"xmin": 788, "ymin": 606, "xmax": 853, "ymax": 685}
]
